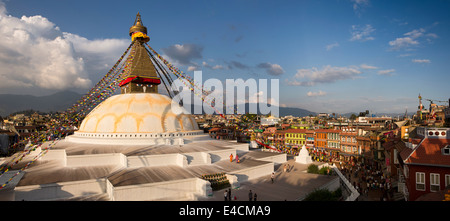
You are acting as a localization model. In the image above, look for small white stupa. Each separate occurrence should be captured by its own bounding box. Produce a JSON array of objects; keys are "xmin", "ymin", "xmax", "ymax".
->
[{"xmin": 295, "ymin": 145, "xmax": 313, "ymax": 164}]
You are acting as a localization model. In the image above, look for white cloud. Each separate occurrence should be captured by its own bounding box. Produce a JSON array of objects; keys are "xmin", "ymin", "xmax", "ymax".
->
[
  {"xmin": 404, "ymin": 28, "xmax": 425, "ymax": 39},
  {"xmin": 326, "ymin": 42, "xmax": 339, "ymax": 51},
  {"xmin": 426, "ymin": 33, "xmax": 438, "ymax": 39},
  {"xmin": 63, "ymin": 32, "xmax": 129, "ymax": 73},
  {"xmin": 202, "ymin": 61, "xmax": 225, "ymax": 70},
  {"xmin": 288, "ymin": 65, "xmax": 362, "ymax": 86},
  {"xmin": 398, "ymin": 53, "xmax": 413, "ymax": 57},
  {"xmin": 212, "ymin": 65, "xmax": 224, "ymax": 70},
  {"xmin": 161, "ymin": 43, "xmax": 203, "ymax": 65},
  {"xmin": 350, "ymin": 24, "xmax": 375, "ymax": 42},
  {"xmin": 307, "ymin": 90, "xmax": 327, "ymax": 97},
  {"xmin": 187, "ymin": 66, "xmax": 199, "ymax": 71},
  {"xmin": 360, "ymin": 64, "xmax": 378, "ymax": 69},
  {"xmin": 377, "ymin": 69, "xmax": 395, "ymax": 76},
  {"xmin": 389, "ymin": 37, "xmax": 419, "ymax": 50},
  {"xmin": 202, "ymin": 61, "xmax": 211, "ymax": 68},
  {"xmin": 257, "ymin": 62, "xmax": 285, "ymax": 76},
  {"xmin": 412, "ymin": 59, "xmax": 431, "ymax": 63},
  {"xmin": 0, "ymin": 2, "xmax": 137, "ymax": 94},
  {"xmin": 0, "ymin": 9, "xmax": 92, "ymax": 90},
  {"xmin": 351, "ymin": 0, "xmax": 370, "ymax": 15},
  {"xmin": 388, "ymin": 27, "xmax": 438, "ymax": 51}
]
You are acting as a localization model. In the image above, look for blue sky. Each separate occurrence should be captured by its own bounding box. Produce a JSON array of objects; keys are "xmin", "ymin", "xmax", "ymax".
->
[{"xmin": 0, "ymin": 0, "xmax": 449, "ymax": 114}]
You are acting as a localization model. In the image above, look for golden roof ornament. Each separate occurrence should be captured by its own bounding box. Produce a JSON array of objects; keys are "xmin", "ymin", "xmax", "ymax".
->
[
  {"xmin": 129, "ymin": 12, "xmax": 148, "ymax": 36},
  {"xmin": 119, "ymin": 13, "xmax": 160, "ymax": 94}
]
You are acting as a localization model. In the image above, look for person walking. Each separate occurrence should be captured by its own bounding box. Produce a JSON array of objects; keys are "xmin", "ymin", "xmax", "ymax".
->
[
  {"xmin": 248, "ymin": 190, "xmax": 253, "ymax": 201},
  {"xmin": 253, "ymin": 193, "xmax": 257, "ymax": 201},
  {"xmin": 271, "ymin": 172, "xmax": 275, "ymax": 184},
  {"xmin": 228, "ymin": 188, "xmax": 232, "ymax": 201},
  {"xmin": 229, "ymin": 153, "xmax": 233, "ymax": 162},
  {"xmin": 224, "ymin": 190, "xmax": 228, "ymax": 201}
]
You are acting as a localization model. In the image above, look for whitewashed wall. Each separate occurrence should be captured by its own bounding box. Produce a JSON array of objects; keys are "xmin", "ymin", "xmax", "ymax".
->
[
  {"xmin": 14, "ymin": 178, "xmax": 108, "ymax": 201},
  {"xmin": 231, "ymin": 162, "xmax": 274, "ymax": 183},
  {"xmin": 208, "ymin": 149, "xmax": 236, "ymax": 163},
  {"xmin": 112, "ymin": 178, "xmax": 209, "ymax": 201},
  {"xmin": 66, "ymin": 153, "xmax": 127, "ymax": 167},
  {"xmin": 127, "ymin": 153, "xmax": 187, "ymax": 168}
]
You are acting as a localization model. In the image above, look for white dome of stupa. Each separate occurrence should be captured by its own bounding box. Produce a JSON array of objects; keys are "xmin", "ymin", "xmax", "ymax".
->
[
  {"xmin": 66, "ymin": 93, "xmax": 203, "ymax": 145},
  {"xmin": 79, "ymin": 93, "xmax": 197, "ymax": 133}
]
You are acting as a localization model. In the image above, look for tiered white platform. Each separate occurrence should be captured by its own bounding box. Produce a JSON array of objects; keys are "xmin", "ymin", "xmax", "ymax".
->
[{"xmin": 6, "ymin": 139, "xmax": 286, "ymax": 201}]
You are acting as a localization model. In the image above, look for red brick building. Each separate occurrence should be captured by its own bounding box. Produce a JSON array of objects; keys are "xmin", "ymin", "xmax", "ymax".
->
[
  {"xmin": 356, "ymin": 135, "xmax": 373, "ymax": 156},
  {"xmin": 340, "ymin": 127, "xmax": 357, "ymax": 154},
  {"xmin": 398, "ymin": 127, "xmax": 450, "ymax": 201}
]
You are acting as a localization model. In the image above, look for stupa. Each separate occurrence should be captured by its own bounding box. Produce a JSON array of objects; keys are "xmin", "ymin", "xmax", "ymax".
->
[
  {"xmin": 1, "ymin": 13, "xmax": 287, "ymax": 201},
  {"xmin": 66, "ymin": 12, "xmax": 203, "ymax": 146},
  {"xmin": 295, "ymin": 145, "xmax": 313, "ymax": 164}
]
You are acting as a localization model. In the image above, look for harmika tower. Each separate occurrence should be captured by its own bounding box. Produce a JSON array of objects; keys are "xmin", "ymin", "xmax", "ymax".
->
[{"xmin": 119, "ymin": 13, "xmax": 161, "ymax": 94}]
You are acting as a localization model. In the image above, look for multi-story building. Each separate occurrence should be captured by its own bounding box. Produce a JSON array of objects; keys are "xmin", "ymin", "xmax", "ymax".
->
[
  {"xmin": 326, "ymin": 129, "xmax": 341, "ymax": 150},
  {"xmin": 274, "ymin": 130, "xmax": 286, "ymax": 146},
  {"xmin": 284, "ymin": 128, "xmax": 307, "ymax": 146},
  {"xmin": 340, "ymin": 127, "xmax": 357, "ymax": 154},
  {"xmin": 356, "ymin": 135, "xmax": 372, "ymax": 156},
  {"xmin": 400, "ymin": 125, "xmax": 414, "ymax": 140},
  {"xmin": 208, "ymin": 126, "xmax": 236, "ymax": 140},
  {"xmin": 314, "ymin": 129, "xmax": 328, "ymax": 149},
  {"xmin": 305, "ymin": 130, "xmax": 315, "ymax": 147},
  {"xmin": 398, "ymin": 127, "xmax": 450, "ymax": 201},
  {"xmin": 260, "ymin": 116, "xmax": 281, "ymax": 126},
  {"xmin": 262, "ymin": 127, "xmax": 277, "ymax": 145}
]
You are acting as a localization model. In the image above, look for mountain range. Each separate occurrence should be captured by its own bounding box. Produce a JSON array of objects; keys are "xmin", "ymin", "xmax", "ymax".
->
[
  {"xmin": 0, "ymin": 91, "xmax": 82, "ymax": 117},
  {"xmin": 0, "ymin": 90, "xmax": 317, "ymax": 117},
  {"xmin": 0, "ymin": 90, "xmax": 413, "ymax": 118}
]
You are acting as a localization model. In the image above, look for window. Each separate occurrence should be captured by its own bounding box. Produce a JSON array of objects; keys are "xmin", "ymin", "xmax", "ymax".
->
[
  {"xmin": 404, "ymin": 165, "xmax": 409, "ymax": 178},
  {"xmin": 416, "ymin": 172, "xmax": 425, "ymax": 191},
  {"xmin": 443, "ymin": 145, "xmax": 450, "ymax": 155},
  {"xmin": 430, "ymin": 173, "xmax": 440, "ymax": 192},
  {"xmin": 445, "ymin": 174, "xmax": 450, "ymax": 188}
]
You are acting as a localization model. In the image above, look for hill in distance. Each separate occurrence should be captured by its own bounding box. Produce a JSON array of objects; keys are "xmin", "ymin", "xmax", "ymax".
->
[
  {"xmin": 0, "ymin": 91, "xmax": 317, "ymax": 118},
  {"xmin": 0, "ymin": 90, "xmax": 82, "ymax": 117},
  {"xmin": 185, "ymin": 103, "xmax": 316, "ymax": 117}
]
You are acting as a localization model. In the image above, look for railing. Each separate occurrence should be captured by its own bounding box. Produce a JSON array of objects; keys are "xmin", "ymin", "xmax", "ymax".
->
[
  {"xmin": 316, "ymin": 163, "xmax": 360, "ymax": 201},
  {"xmin": 255, "ymin": 139, "xmax": 281, "ymax": 152},
  {"xmin": 330, "ymin": 165, "xmax": 360, "ymax": 201}
]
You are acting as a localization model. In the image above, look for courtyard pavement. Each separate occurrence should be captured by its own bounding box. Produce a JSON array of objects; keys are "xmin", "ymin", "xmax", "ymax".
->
[{"xmin": 199, "ymin": 159, "xmax": 338, "ymax": 201}]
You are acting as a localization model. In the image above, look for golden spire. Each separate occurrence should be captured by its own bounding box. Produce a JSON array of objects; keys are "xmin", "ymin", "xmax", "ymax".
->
[
  {"xmin": 120, "ymin": 13, "xmax": 160, "ymax": 94},
  {"xmin": 129, "ymin": 12, "xmax": 148, "ymax": 36}
]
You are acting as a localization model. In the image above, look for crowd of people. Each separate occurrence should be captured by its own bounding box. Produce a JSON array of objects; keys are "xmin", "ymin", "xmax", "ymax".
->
[
  {"xmin": 225, "ymin": 143, "xmax": 395, "ymax": 201},
  {"xmin": 223, "ymin": 188, "xmax": 258, "ymax": 201},
  {"xmin": 338, "ymin": 158, "xmax": 394, "ymax": 201}
]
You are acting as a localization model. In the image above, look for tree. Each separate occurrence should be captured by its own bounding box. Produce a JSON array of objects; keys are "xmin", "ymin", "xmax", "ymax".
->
[{"xmin": 303, "ymin": 188, "xmax": 342, "ymax": 201}]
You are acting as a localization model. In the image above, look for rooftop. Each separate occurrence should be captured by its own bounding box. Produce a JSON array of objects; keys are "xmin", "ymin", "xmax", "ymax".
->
[{"xmin": 400, "ymin": 138, "xmax": 450, "ymax": 167}]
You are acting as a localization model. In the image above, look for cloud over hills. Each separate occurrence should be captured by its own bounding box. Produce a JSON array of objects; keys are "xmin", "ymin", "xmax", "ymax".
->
[
  {"xmin": 0, "ymin": 3, "xmax": 129, "ymax": 94},
  {"xmin": 287, "ymin": 65, "xmax": 362, "ymax": 86}
]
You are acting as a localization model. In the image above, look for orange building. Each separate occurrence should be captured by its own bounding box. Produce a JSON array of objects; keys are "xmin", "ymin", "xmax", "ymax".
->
[{"xmin": 314, "ymin": 129, "xmax": 328, "ymax": 149}]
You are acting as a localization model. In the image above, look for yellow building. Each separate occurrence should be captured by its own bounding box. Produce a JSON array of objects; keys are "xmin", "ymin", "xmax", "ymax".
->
[
  {"xmin": 401, "ymin": 125, "xmax": 414, "ymax": 140},
  {"xmin": 284, "ymin": 129, "xmax": 307, "ymax": 146}
]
